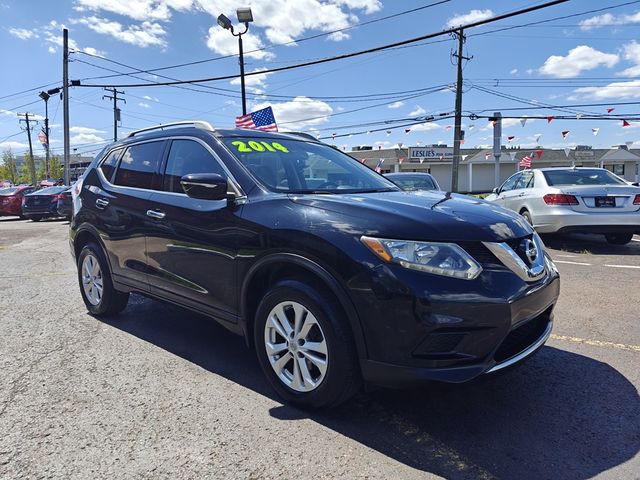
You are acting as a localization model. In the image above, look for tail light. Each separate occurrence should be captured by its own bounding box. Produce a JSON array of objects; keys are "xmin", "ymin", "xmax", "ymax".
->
[
  {"xmin": 634, "ymin": 194, "xmax": 640, "ymax": 205},
  {"xmin": 543, "ymin": 193, "xmax": 579, "ymax": 205},
  {"xmin": 55, "ymin": 193, "xmax": 66, "ymax": 201}
]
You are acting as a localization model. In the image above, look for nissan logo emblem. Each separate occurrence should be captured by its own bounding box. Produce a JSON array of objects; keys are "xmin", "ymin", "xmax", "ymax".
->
[{"xmin": 521, "ymin": 238, "xmax": 538, "ymax": 265}]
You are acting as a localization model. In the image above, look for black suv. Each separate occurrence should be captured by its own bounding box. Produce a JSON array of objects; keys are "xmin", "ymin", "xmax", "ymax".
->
[{"xmin": 71, "ymin": 121, "xmax": 560, "ymax": 408}]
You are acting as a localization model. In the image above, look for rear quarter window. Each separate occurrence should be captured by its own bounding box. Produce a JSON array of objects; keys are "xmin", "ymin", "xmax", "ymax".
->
[
  {"xmin": 114, "ymin": 141, "xmax": 164, "ymax": 189},
  {"xmin": 99, "ymin": 149, "xmax": 122, "ymax": 182}
]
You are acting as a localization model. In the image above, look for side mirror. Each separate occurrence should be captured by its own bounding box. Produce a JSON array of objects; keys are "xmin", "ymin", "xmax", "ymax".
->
[
  {"xmin": 180, "ymin": 173, "xmax": 229, "ymax": 201},
  {"xmin": 632, "ymin": 182, "xmax": 640, "ymax": 187},
  {"xmin": 492, "ymin": 187, "xmax": 498, "ymax": 194}
]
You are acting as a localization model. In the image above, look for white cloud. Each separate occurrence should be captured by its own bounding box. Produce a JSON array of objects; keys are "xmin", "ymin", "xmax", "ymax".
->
[
  {"xmin": 538, "ymin": 45, "xmax": 619, "ymax": 78},
  {"xmin": 328, "ymin": 0, "xmax": 381, "ymax": 14},
  {"xmin": 138, "ymin": 102, "xmax": 151, "ymax": 108},
  {"xmin": 618, "ymin": 41, "xmax": 640, "ymax": 77},
  {"xmin": 387, "ymin": 101, "xmax": 404, "ymax": 109},
  {"xmin": 411, "ymin": 122, "xmax": 441, "ymax": 132},
  {"xmin": 572, "ymin": 80, "xmax": 640, "ymax": 99},
  {"xmin": 70, "ymin": 133, "xmax": 106, "ymax": 145},
  {"xmin": 143, "ymin": 95, "xmax": 159, "ymax": 102},
  {"xmin": 70, "ymin": 126, "xmax": 106, "ymax": 135},
  {"xmin": 446, "ymin": 9, "xmax": 493, "ymax": 29},
  {"xmin": 0, "ymin": 141, "xmax": 29, "ymax": 151},
  {"xmin": 579, "ymin": 10, "xmax": 640, "ymax": 30},
  {"xmin": 408, "ymin": 106, "xmax": 426, "ymax": 116},
  {"xmin": 509, "ymin": 68, "xmax": 518, "ymax": 75},
  {"xmin": 253, "ymin": 97, "xmax": 333, "ymax": 130},
  {"xmin": 8, "ymin": 27, "xmax": 38, "ymax": 40},
  {"xmin": 0, "ymin": 109, "xmax": 15, "ymax": 116},
  {"xmin": 73, "ymin": 0, "xmax": 187, "ymax": 22},
  {"xmin": 73, "ymin": 16, "xmax": 167, "ymax": 48}
]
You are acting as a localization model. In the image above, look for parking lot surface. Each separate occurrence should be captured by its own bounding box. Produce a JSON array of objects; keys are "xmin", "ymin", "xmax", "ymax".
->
[{"xmin": 0, "ymin": 217, "xmax": 638, "ymax": 479}]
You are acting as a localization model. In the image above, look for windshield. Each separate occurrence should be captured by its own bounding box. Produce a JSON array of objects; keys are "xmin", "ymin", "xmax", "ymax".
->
[
  {"xmin": 543, "ymin": 169, "xmax": 627, "ymax": 186},
  {"xmin": 0, "ymin": 187, "xmax": 18, "ymax": 195},
  {"xmin": 387, "ymin": 174, "xmax": 437, "ymax": 191},
  {"xmin": 222, "ymin": 136, "xmax": 399, "ymax": 194}
]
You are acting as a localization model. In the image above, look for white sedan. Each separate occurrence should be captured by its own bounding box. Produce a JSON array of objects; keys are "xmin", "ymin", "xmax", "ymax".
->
[{"xmin": 484, "ymin": 167, "xmax": 640, "ymax": 245}]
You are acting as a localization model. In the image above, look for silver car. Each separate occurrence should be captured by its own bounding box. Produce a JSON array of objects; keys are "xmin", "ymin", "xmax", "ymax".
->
[{"xmin": 485, "ymin": 167, "xmax": 640, "ymax": 245}]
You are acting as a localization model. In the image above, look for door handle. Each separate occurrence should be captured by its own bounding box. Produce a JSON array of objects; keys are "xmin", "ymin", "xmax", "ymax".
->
[
  {"xmin": 146, "ymin": 209, "xmax": 166, "ymax": 220},
  {"xmin": 95, "ymin": 198, "xmax": 109, "ymax": 209},
  {"xmin": 518, "ymin": 193, "xmax": 525, "ymax": 197}
]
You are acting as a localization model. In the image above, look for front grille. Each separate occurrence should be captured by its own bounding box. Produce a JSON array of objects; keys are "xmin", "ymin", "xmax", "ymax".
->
[
  {"xmin": 456, "ymin": 241, "xmax": 502, "ymax": 267},
  {"xmin": 413, "ymin": 332, "xmax": 466, "ymax": 357},
  {"xmin": 494, "ymin": 314, "xmax": 550, "ymax": 363}
]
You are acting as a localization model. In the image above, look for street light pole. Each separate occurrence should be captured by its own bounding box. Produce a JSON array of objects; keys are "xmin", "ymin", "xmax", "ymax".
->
[
  {"xmin": 218, "ymin": 8, "xmax": 253, "ymax": 116},
  {"xmin": 39, "ymin": 91, "xmax": 51, "ymax": 179}
]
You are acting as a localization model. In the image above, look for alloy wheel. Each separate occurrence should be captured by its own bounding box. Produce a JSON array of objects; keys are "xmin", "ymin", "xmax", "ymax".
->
[
  {"xmin": 264, "ymin": 301, "xmax": 328, "ymax": 393},
  {"xmin": 81, "ymin": 253, "xmax": 104, "ymax": 306}
]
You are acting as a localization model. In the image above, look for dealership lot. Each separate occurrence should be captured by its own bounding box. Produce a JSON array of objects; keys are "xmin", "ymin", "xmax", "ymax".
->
[{"xmin": 0, "ymin": 217, "xmax": 638, "ymax": 480}]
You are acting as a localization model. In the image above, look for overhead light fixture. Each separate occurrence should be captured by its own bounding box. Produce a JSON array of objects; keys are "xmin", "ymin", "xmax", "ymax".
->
[
  {"xmin": 217, "ymin": 14, "xmax": 232, "ymax": 30},
  {"xmin": 236, "ymin": 7, "xmax": 253, "ymax": 23},
  {"xmin": 39, "ymin": 91, "xmax": 50, "ymax": 101}
]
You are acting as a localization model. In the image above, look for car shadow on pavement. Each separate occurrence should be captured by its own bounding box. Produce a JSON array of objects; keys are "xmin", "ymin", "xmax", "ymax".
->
[
  {"xmin": 100, "ymin": 294, "xmax": 640, "ymax": 480},
  {"xmin": 542, "ymin": 233, "xmax": 640, "ymax": 256}
]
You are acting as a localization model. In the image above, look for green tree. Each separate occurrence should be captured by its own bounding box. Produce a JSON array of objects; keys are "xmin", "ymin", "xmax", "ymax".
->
[
  {"xmin": 37, "ymin": 156, "xmax": 47, "ymax": 181},
  {"xmin": 20, "ymin": 153, "xmax": 32, "ymax": 184},
  {"xmin": 50, "ymin": 155, "xmax": 64, "ymax": 180},
  {"xmin": 0, "ymin": 149, "xmax": 19, "ymax": 184}
]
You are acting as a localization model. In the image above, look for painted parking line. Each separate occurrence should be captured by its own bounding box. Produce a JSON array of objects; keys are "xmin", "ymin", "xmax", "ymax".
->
[
  {"xmin": 555, "ymin": 254, "xmax": 577, "ymax": 258},
  {"xmin": 553, "ymin": 260, "xmax": 592, "ymax": 266},
  {"xmin": 604, "ymin": 264, "xmax": 640, "ymax": 270},
  {"xmin": 550, "ymin": 334, "xmax": 640, "ymax": 353}
]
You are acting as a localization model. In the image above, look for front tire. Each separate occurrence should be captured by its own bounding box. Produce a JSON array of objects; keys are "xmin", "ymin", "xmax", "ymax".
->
[
  {"xmin": 520, "ymin": 210, "xmax": 533, "ymax": 226},
  {"xmin": 254, "ymin": 280, "xmax": 360, "ymax": 408},
  {"xmin": 30, "ymin": 215, "xmax": 43, "ymax": 222},
  {"xmin": 605, "ymin": 233, "xmax": 633, "ymax": 245},
  {"xmin": 77, "ymin": 242, "xmax": 129, "ymax": 316}
]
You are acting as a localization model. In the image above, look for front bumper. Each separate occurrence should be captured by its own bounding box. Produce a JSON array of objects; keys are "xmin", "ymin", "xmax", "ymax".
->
[
  {"xmin": 349, "ymin": 261, "xmax": 560, "ymax": 387},
  {"xmin": 533, "ymin": 207, "xmax": 640, "ymax": 234}
]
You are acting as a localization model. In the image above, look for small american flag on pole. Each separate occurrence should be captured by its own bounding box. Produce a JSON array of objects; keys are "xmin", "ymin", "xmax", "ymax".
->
[
  {"xmin": 374, "ymin": 158, "xmax": 385, "ymax": 173},
  {"xmin": 519, "ymin": 153, "xmax": 534, "ymax": 169},
  {"xmin": 235, "ymin": 106, "xmax": 278, "ymax": 132}
]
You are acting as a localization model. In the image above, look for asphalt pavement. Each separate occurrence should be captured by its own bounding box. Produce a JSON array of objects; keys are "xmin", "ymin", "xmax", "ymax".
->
[{"xmin": 0, "ymin": 217, "xmax": 638, "ymax": 480}]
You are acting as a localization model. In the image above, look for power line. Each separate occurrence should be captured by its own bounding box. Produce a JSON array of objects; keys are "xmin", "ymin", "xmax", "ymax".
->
[{"xmin": 74, "ymin": 0, "xmax": 571, "ymax": 89}]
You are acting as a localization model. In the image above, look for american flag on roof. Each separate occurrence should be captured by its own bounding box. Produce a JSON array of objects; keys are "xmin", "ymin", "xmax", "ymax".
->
[
  {"xmin": 519, "ymin": 153, "xmax": 534, "ymax": 169},
  {"xmin": 235, "ymin": 106, "xmax": 278, "ymax": 132}
]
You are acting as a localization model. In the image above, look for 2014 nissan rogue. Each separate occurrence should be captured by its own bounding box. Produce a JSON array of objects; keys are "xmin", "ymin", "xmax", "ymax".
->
[{"xmin": 70, "ymin": 121, "xmax": 560, "ymax": 408}]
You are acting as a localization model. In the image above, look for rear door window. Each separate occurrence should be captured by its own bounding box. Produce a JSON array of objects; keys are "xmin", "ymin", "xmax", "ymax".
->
[
  {"xmin": 114, "ymin": 141, "xmax": 164, "ymax": 189},
  {"xmin": 163, "ymin": 139, "xmax": 227, "ymax": 194},
  {"xmin": 99, "ymin": 149, "xmax": 122, "ymax": 182},
  {"xmin": 500, "ymin": 173, "xmax": 521, "ymax": 192}
]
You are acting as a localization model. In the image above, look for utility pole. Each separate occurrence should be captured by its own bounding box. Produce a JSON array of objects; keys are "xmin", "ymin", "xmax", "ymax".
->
[
  {"xmin": 18, "ymin": 113, "xmax": 38, "ymax": 187},
  {"xmin": 492, "ymin": 112, "xmax": 502, "ymax": 188},
  {"xmin": 102, "ymin": 88, "xmax": 125, "ymax": 141},
  {"xmin": 451, "ymin": 28, "xmax": 472, "ymax": 193},
  {"xmin": 63, "ymin": 28, "xmax": 70, "ymax": 185}
]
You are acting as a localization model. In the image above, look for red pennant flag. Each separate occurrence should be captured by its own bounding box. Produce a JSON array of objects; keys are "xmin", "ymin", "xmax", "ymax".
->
[
  {"xmin": 622, "ymin": 119, "xmax": 631, "ymax": 127},
  {"xmin": 547, "ymin": 116, "xmax": 554, "ymax": 123},
  {"xmin": 536, "ymin": 149, "xmax": 543, "ymax": 159},
  {"xmin": 405, "ymin": 128, "xmax": 411, "ymax": 134},
  {"xmin": 399, "ymin": 157, "xmax": 405, "ymax": 164},
  {"xmin": 507, "ymin": 135, "xmax": 515, "ymax": 142},
  {"xmin": 360, "ymin": 157, "xmax": 367, "ymax": 164},
  {"xmin": 439, "ymin": 154, "xmax": 444, "ymax": 161},
  {"xmin": 561, "ymin": 131, "xmax": 570, "ymax": 139},
  {"xmin": 378, "ymin": 145, "xmax": 382, "ymax": 150},
  {"xmin": 485, "ymin": 152, "xmax": 491, "ymax": 160},
  {"xmin": 332, "ymin": 133, "xmax": 336, "ymax": 139},
  {"xmin": 607, "ymin": 108, "xmax": 615, "ymax": 113}
]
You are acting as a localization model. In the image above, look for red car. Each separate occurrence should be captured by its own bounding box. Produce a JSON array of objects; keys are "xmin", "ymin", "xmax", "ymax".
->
[{"xmin": 0, "ymin": 186, "xmax": 37, "ymax": 218}]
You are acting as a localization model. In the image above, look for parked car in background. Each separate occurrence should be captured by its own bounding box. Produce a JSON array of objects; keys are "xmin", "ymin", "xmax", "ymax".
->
[
  {"xmin": 56, "ymin": 187, "xmax": 73, "ymax": 220},
  {"xmin": 484, "ymin": 167, "xmax": 640, "ymax": 245},
  {"xmin": 0, "ymin": 185, "xmax": 38, "ymax": 218},
  {"xmin": 22, "ymin": 186, "xmax": 69, "ymax": 221},
  {"xmin": 70, "ymin": 121, "xmax": 560, "ymax": 408},
  {"xmin": 384, "ymin": 172, "xmax": 441, "ymax": 191}
]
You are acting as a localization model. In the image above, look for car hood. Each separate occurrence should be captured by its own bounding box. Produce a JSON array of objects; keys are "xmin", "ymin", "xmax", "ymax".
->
[{"xmin": 288, "ymin": 190, "xmax": 533, "ymax": 242}]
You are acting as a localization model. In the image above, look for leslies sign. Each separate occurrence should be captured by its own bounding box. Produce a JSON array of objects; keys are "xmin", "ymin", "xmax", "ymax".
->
[{"xmin": 408, "ymin": 146, "xmax": 453, "ymax": 160}]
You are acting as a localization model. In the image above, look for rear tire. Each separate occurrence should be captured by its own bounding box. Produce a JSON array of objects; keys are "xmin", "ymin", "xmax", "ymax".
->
[
  {"xmin": 520, "ymin": 210, "xmax": 533, "ymax": 226},
  {"xmin": 30, "ymin": 216, "xmax": 42, "ymax": 222},
  {"xmin": 254, "ymin": 279, "xmax": 361, "ymax": 409},
  {"xmin": 77, "ymin": 242, "xmax": 129, "ymax": 316},
  {"xmin": 605, "ymin": 233, "xmax": 633, "ymax": 245}
]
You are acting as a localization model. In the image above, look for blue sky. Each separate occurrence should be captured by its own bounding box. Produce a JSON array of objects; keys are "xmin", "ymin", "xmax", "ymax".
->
[{"xmin": 1, "ymin": 0, "xmax": 640, "ymax": 159}]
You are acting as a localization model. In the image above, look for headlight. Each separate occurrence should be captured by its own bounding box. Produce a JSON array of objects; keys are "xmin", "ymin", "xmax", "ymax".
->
[{"xmin": 361, "ymin": 236, "xmax": 482, "ymax": 280}]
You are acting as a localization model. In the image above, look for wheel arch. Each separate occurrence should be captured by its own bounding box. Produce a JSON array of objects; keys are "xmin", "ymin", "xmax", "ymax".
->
[
  {"xmin": 240, "ymin": 253, "xmax": 368, "ymax": 360},
  {"xmin": 73, "ymin": 225, "xmax": 114, "ymax": 275}
]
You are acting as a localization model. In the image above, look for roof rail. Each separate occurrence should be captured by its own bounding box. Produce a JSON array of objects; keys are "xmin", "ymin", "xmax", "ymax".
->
[{"xmin": 126, "ymin": 121, "xmax": 215, "ymax": 139}]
